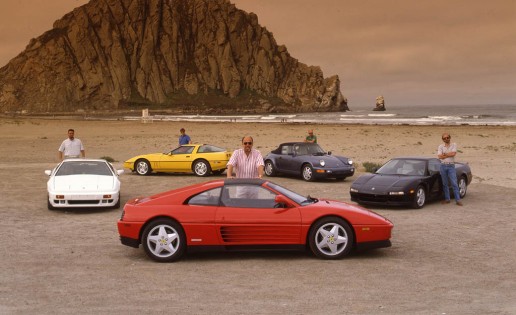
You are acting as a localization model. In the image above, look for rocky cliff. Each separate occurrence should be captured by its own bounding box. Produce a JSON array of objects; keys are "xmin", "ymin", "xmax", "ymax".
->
[{"xmin": 0, "ymin": 0, "xmax": 349, "ymax": 114}]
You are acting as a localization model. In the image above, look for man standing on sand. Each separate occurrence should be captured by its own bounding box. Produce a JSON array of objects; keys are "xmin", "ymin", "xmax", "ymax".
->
[
  {"xmin": 227, "ymin": 136, "xmax": 264, "ymax": 179},
  {"xmin": 437, "ymin": 132, "xmax": 463, "ymax": 206},
  {"xmin": 58, "ymin": 129, "xmax": 85, "ymax": 160},
  {"xmin": 305, "ymin": 129, "xmax": 317, "ymax": 143},
  {"xmin": 179, "ymin": 128, "xmax": 192, "ymax": 145}
]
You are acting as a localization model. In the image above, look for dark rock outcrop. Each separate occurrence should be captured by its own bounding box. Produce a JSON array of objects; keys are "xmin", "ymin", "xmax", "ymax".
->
[
  {"xmin": 373, "ymin": 95, "xmax": 386, "ymax": 111},
  {"xmin": 0, "ymin": 0, "xmax": 349, "ymax": 114}
]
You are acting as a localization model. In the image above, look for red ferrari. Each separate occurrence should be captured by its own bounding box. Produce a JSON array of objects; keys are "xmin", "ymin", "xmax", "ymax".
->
[{"xmin": 118, "ymin": 179, "xmax": 393, "ymax": 262}]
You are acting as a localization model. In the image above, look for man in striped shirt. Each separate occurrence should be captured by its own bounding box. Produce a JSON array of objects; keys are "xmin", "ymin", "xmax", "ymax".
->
[{"xmin": 226, "ymin": 136, "xmax": 264, "ymax": 179}]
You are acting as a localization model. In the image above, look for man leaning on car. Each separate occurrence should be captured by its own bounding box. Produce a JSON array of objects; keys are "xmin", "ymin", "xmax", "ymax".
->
[{"xmin": 58, "ymin": 129, "xmax": 85, "ymax": 160}]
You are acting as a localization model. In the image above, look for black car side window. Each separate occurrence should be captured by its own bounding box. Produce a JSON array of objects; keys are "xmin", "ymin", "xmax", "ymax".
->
[{"xmin": 428, "ymin": 160, "xmax": 440, "ymax": 175}]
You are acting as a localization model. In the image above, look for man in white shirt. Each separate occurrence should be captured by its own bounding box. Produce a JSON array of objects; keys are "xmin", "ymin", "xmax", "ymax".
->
[
  {"xmin": 227, "ymin": 136, "xmax": 264, "ymax": 179},
  {"xmin": 58, "ymin": 129, "xmax": 85, "ymax": 160}
]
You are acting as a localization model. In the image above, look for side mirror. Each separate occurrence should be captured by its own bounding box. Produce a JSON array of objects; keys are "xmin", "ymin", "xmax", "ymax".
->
[
  {"xmin": 327, "ymin": 151, "xmax": 332, "ymax": 155},
  {"xmin": 117, "ymin": 170, "xmax": 124, "ymax": 176},
  {"xmin": 44, "ymin": 170, "xmax": 51, "ymax": 176},
  {"xmin": 274, "ymin": 195, "xmax": 292, "ymax": 208}
]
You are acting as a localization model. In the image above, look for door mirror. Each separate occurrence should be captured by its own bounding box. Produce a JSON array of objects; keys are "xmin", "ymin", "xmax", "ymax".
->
[
  {"xmin": 274, "ymin": 195, "xmax": 292, "ymax": 208},
  {"xmin": 44, "ymin": 170, "xmax": 51, "ymax": 176}
]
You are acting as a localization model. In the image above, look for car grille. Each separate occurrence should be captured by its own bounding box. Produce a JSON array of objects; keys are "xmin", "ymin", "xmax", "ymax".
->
[
  {"xmin": 67, "ymin": 200, "xmax": 101, "ymax": 205},
  {"xmin": 354, "ymin": 193, "xmax": 388, "ymax": 202}
]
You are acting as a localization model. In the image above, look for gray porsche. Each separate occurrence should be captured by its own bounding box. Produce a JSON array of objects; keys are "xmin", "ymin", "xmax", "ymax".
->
[{"xmin": 264, "ymin": 142, "xmax": 355, "ymax": 181}]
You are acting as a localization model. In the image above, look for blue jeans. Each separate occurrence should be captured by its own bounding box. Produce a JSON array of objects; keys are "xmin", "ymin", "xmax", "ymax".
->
[{"xmin": 440, "ymin": 164, "xmax": 461, "ymax": 201}]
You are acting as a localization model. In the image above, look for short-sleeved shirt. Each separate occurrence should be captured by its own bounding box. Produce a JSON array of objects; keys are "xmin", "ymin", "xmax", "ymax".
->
[
  {"xmin": 227, "ymin": 148, "xmax": 264, "ymax": 178},
  {"xmin": 179, "ymin": 134, "xmax": 191, "ymax": 145},
  {"xmin": 438, "ymin": 143, "xmax": 457, "ymax": 163},
  {"xmin": 306, "ymin": 135, "xmax": 317, "ymax": 143},
  {"xmin": 58, "ymin": 138, "xmax": 84, "ymax": 157}
]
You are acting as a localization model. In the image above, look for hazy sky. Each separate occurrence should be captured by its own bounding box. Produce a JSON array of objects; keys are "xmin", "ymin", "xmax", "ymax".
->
[{"xmin": 0, "ymin": 0, "xmax": 515, "ymax": 108}]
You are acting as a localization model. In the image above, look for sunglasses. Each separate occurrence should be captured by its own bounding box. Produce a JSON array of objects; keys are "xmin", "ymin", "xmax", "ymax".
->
[
  {"xmin": 243, "ymin": 142, "xmax": 253, "ymax": 145},
  {"xmin": 442, "ymin": 137, "xmax": 450, "ymax": 140}
]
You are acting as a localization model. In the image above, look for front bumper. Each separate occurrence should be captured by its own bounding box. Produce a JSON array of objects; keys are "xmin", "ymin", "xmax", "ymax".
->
[
  {"xmin": 312, "ymin": 167, "xmax": 355, "ymax": 179},
  {"xmin": 48, "ymin": 192, "xmax": 120, "ymax": 208},
  {"xmin": 350, "ymin": 192, "xmax": 412, "ymax": 207}
]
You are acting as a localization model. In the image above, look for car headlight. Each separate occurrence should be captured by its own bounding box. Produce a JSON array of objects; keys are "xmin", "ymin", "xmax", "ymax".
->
[
  {"xmin": 320, "ymin": 160, "xmax": 325, "ymax": 167},
  {"xmin": 348, "ymin": 159, "xmax": 353, "ymax": 165},
  {"xmin": 389, "ymin": 191, "xmax": 405, "ymax": 195},
  {"xmin": 350, "ymin": 188, "xmax": 358, "ymax": 193}
]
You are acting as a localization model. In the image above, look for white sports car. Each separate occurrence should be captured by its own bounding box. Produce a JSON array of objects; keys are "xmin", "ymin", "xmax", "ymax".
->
[{"xmin": 45, "ymin": 159, "xmax": 124, "ymax": 210}]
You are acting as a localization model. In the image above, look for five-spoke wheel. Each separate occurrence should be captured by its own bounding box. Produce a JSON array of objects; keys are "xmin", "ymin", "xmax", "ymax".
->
[
  {"xmin": 142, "ymin": 219, "xmax": 186, "ymax": 262},
  {"xmin": 308, "ymin": 217, "xmax": 354, "ymax": 259},
  {"xmin": 412, "ymin": 185, "xmax": 426, "ymax": 209},
  {"xmin": 135, "ymin": 159, "xmax": 151, "ymax": 175}
]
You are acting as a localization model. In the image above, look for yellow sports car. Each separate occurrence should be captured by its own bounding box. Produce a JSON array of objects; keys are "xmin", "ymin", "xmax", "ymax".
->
[{"xmin": 124, "ymin": 144, "xmax": 232, "ymax": 176}]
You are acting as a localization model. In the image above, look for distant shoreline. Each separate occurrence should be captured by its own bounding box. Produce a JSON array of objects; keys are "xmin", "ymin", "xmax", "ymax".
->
[{"xmin": 3, "ymin": 112, "xmax": 515, "ymax": 126}]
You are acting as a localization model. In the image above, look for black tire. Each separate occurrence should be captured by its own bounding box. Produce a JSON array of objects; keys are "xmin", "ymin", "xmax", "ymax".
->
[
  {"xmin": 113, "ymin": 196, "xmax": 121, "ymax": 209},
  {"xmin": 47, "ymin": 197, "xmax": 56, "ymax": 210},
  {"xmin": 264, "ymin": 160, "xmax": 277, "ymax": 177},
  {"xmin": 141, "ymin": 219, "xmax": 186, "ymax": 262},
  {"xmin": 212, "ymin": 169, "xmax": 225, "ymax": 176},
  {"xmin": 458, "ymin": 176, "xmax": 468, "ymax": 198},
  {"xmin": 301, "ymin": 164, "xmax": 315, "ymax": 181},
  {"xmin": 411, "ymin": 185, "xmax": 426, "ymax": 209},
  {"xmin": 135, "ymin": 159, "xmax": 151, "ymax": 175},
  {"xmin": 308, "ymin": 216, "xmax": 354, "ymax": 259},
  {"xmin": 335, "ymin": 176, "xmax": 346, "ymax": 181},
  {"xmin": 193, "ymin": 159, "xmax": 211, "ymax": 176}
]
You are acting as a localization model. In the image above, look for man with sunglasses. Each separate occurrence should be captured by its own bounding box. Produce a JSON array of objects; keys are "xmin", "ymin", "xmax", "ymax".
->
[
  {"xmin": 227, "ymin": 136, "xmax": 264, "ymax": 179},
  {"xmin": 437, "ymin": 133, "xmax": 463, "ymax": 206}
]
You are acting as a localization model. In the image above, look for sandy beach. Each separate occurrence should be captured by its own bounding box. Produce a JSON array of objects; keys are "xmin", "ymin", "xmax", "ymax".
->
[{"xmin": 1, "ymin": 117, "xmax": 515, "ymax": 314}]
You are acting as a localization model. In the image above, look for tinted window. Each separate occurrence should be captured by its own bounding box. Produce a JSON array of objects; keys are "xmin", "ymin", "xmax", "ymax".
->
[
  {"xmin": 188, "ymin": 188, "xmax": 222, "ymax": 206},
  {"xmin": 56, "ymin": 161, "xmax": 112, "ymax": 176},
  {"xmin": 378, "ymin": 159, "xmax": 425, "ymax": 176},
  {"xmin": 221, "ymin": 185, "xmax": 277, "ymax": 208},
  {"xmin": 197, "ymin": 145, "xmax": 225, "ymax": 153},
  {"xmin": 281, "ymin": 145, "xmax": 292, "ymax": 155},
  {"xmin": 171, "ymin": 146, "xmax": 194, "ymax": 154}
]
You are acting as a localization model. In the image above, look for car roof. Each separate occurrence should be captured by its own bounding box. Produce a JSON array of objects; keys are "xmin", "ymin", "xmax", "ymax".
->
[
  {"xmin": 278, "ymin": 142, "xmax": 313, "ymax": 146},
  {"xmin": 390, "ymin": 157, "xmax": 436, "ymax": 161},
  {"xmin": 61, "ymin": 158, "xmax": 108, "ymax": 163},
  {"xmin": 223, "ymin": 178, "xmax": 266, "ymax": 186}
]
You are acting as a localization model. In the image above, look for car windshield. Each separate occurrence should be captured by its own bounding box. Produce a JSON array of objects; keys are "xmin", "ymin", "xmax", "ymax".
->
[
  {"xmin": 377, "ymin": 159, "xmax": 426, "ymax": 176},
  {"xmin": 55, "ymin": 161, "xmax": 112, "ymax": 176},
  {"xmin": 266, "ymin": 182, "xmax": 317, "ymax": 206},
  {"xmin": 309, "ymin": 144, "xmax": 326, "ymax": 155}
]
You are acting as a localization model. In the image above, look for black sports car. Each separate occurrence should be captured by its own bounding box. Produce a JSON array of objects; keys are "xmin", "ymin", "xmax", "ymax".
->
[
  {"xmin": 350, "ymin": 157, "xmax": 472, "ymax": 208},
  {"xmin": 264, "ymin": 142, "xmax": 355, "ymax": 181}
]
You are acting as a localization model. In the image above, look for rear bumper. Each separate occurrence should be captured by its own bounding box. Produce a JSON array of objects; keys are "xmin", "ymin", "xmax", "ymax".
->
[{"xmin": 120, "ymin": 236, "xmax": 140, "ymax": 248}]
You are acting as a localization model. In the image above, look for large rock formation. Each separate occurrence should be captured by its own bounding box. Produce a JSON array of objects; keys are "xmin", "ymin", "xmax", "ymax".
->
[
  {"xmin": 373, "ymin": 95, "xmax": 386, "ymax": 111},
  {"xmin": 0, "ymin": 0, "xmax": 349, "ymax": 114}
]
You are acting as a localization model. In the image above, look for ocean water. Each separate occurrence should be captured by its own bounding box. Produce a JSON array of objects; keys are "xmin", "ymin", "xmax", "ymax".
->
[{"xmin": 125, "ymin": 104, "xmax": 516, "ymax": 126}]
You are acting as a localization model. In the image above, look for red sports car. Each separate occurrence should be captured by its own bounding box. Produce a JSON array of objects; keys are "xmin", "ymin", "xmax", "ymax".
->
[{"xmin": 117, "ymin": 179, "xmax": 393, "ymax": 262}]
